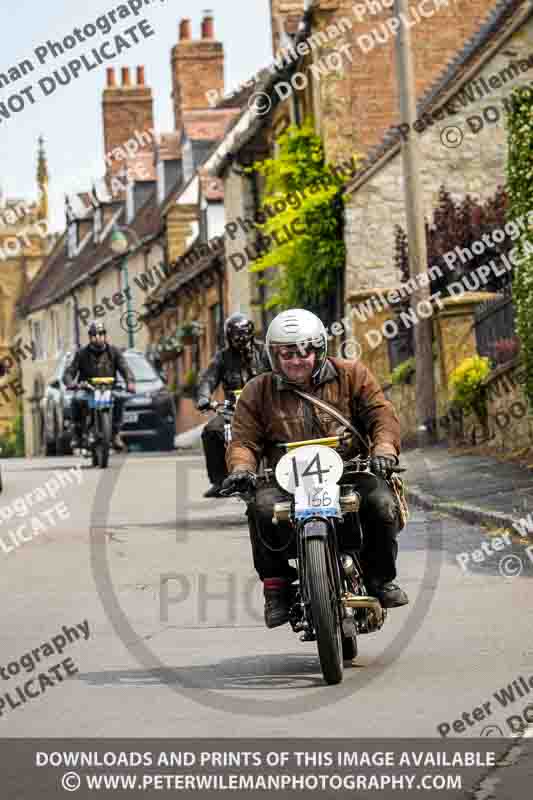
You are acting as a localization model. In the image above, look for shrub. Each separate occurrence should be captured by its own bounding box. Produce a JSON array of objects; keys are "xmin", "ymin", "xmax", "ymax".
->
[
  {"xmin": 0, "ymin": 406, "xmax": 25, "ymax": 458},
  {"xmin": 391, "ymin": 357, "xmax": 416, "ymax": 385},
  {"xmin": 449, "ymin": 356, "xmax": 491, "ymax": 419},
  {"xmin": 506, "ymin": 85, "xmax": 533, "ymax": 407},
  {"xmin": 183, "ymin": 368, "xmax": 198, "ymax": 388},
  {"xmin": 493, "ymin": 336, "xmax": 521, "ymax": 365}
]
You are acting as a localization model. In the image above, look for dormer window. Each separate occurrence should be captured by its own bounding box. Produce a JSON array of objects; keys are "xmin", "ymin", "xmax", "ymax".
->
[
  {"xmin": 67, "ymin": 221, "xmax": 77, "ymax": 258},
  {"xmin": 65, "ymin": 195, "xmax": 77, "ymax": 258},
  {"xmin": 94, "ymin": 206, "xmax": 102, "ymax": 241}
]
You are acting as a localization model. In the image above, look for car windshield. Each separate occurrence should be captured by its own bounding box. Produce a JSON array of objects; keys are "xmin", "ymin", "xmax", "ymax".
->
[{"xmin": 124, "ymin": 354, "xmax": 158, "ymax": 383}]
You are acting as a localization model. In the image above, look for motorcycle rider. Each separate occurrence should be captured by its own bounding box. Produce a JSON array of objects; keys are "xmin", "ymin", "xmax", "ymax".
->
[
  {"xmin": 63, "ymin": 320, "xmax": 136, "ymax": 451},
  {"xmin": 222, "ymin": 308, "xmax": 408, "ymax": 628},
  {"xmin": 196, "ymin": 312, "xmax": 270, "ymax": 498}
]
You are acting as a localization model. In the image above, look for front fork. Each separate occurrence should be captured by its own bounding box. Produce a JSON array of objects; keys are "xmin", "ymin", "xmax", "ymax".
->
[{"xmin": 292, "ymin": 518, "xmax": 345, "ymax": 641}]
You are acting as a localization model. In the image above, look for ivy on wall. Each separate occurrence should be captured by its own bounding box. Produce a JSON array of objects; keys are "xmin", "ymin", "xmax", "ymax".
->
[
  {"xmin": 507, "ymin": 85, "xmax": 533, "ymax": 407},
  {"xmin": 248, "ymin": 119, "xmax": 361, "ymax": 311}
]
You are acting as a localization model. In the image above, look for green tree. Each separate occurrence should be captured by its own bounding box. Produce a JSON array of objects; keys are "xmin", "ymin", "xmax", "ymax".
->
[
  {"xmin": 248, "ymin": 119, "xmax": 361, "ymax": 310},
  {"xmin": 506, "ymin": 85, "xmax": 533, "ymax": 407}
]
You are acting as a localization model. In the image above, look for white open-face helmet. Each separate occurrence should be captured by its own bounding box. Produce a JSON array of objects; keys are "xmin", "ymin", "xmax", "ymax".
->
[{"xmin": 266, "ymin": 309, "xmax": 328, "ymax": 380}]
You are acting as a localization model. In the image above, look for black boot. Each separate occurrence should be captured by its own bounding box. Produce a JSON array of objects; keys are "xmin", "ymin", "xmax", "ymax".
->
[
  {"xmin": 368, "ymin": 580, "xmax": 409, "ymax": 608},
  {"xmin": 263, "ymin": 578, "xmax": 292, "ymax": 628},
  {"xmin": 204, "ymin": 484, "xmax": 223, "ymax": 498}
]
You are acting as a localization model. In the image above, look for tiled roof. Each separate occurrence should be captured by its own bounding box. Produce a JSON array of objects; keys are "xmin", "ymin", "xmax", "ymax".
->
[
  {"xmin": 214, "ymin": 69, "xmax": 271, "ymax": 110},
  {"xmin": 345, "ymin": 0, "xmax": 530, "ymax": 193},
  {"xmin": 19, "ymin": 189, "xmax": 163, "ymax": 315},
  {"xmin": 143, "ymin": 244, "xmax": 222, "ymax": 316}
]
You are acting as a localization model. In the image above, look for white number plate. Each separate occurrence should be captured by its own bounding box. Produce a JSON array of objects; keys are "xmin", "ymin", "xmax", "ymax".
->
[
  {"xmin": 294, "ymin": 484, "xmax": 340, "ymax": 520},
  {"xmin": 275, "ymin": 445, "xmax": 344, "ymax": 494},
  {"xmin": 123, "ymin": 412, "xmax": 139, "ymax": 424}
]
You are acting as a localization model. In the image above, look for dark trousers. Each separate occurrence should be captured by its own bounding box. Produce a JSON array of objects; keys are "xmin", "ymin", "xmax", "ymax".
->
[
  {"xmin": 201, "ymin": 414, "xmax": 228, "ymax": 486},
  {"xmin": 71, "ymin": 392, "xmax": 124, "ymax": 438},
  {"xmin": 247, "ymin": 477, "xmax": 400, "ymax": 584}
]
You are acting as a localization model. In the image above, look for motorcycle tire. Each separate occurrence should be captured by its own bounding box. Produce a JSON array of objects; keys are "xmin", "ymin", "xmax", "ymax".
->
[
  {"xmin": 305, "ymin": 536, "xmax": 343, "ymax": 685},
  {"xmin": 97, "ymin": 411, "xmax": 112, "ymax": 469}
]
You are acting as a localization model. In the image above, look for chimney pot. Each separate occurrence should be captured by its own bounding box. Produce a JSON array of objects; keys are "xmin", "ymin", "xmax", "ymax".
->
[
  {"xmin": 137, "ymin": 66, "xmax": 145, "ymax": 85},
  {"xmin": 121, "ymin": 67, "xmax": 130, "ymax": 86},
  {"xmin": 106, "ymin": 68, "xmax": 116, "ymax": 87},
  {"xmin": 179, "ymin": 19, "xmax": 192, "ymax": 40},
  {"xmin": 201, "ymin": 11, "xmax": 214, "ymax": 39}
]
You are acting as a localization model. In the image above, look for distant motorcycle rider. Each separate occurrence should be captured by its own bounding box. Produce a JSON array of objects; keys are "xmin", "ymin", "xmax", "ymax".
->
[
  {"xmin": 63, "ymin": 321, "xmax": 135, "ymax": 451},
  {"xmin": 222, "ymin": 308, "xmax": 408, "ymax": 628},
  {"xmin": 196, "ymin": 313, "xmax": 270, "ymax": 498}
]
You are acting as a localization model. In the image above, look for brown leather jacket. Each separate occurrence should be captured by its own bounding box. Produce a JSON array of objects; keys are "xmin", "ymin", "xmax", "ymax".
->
[{"xmin": 226, "ymin": 357, "xmax": 400, "ymax": 474}]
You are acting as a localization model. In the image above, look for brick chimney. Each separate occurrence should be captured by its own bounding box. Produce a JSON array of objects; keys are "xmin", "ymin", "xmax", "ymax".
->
[
  {"xmin": 269, "ymin": 0, "xmax": 303, "ymax": 56},
  {"xmin": 102, "ymin": 65, "xmax": 154, "ymax": 180},
  {"xmin": 171, "ymin": 12, "xmax": 224, "ymax": 132}
]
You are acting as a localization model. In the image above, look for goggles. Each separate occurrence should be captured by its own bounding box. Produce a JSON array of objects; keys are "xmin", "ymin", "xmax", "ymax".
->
[{"xmin": 276, "ymin": 344, "xmax": 316, "ymax": 361}]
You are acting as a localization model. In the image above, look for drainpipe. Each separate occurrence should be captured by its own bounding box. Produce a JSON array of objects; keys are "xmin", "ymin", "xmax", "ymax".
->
[
  {"xmin": 216, "ymin": 259, "xmax": 225, "ymax": 347},
  {"xmin": 121, "ymin": 255, "xmax": 135, "ymax": 349},
  {"xmin": 71, "ymin": 293, "xmax": 81, "ymax": 348},
  {"xmin": 248, "ymin": 170, "xmax": 268, "ymax": 336}
]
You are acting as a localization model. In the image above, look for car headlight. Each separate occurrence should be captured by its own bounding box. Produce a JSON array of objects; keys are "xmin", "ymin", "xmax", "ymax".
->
[{"xmin": 129, "ymin": 395, "xmax": 153, "ymax": 406}]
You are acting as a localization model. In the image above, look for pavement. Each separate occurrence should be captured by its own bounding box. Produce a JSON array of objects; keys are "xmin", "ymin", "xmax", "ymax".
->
[
  {"xmin": 402, "ymin": 444, "xmax": 533, "ymax": 536},
  {"xmin": 175, "ymin": 422, "xmax": 204, "ymax": 450}
]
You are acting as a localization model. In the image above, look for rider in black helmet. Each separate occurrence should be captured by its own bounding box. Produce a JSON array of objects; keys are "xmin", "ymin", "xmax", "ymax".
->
[
  {"xmin": 63, "ymin": 321, "xmax": 136, "ymax": 451},
  {"xmin": 196, "ymin": 312, "xmax": 270, "ymax": 497}
]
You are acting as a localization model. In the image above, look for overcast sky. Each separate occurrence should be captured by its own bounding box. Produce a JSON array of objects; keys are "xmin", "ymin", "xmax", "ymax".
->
[{"xmin": 0, "ymin": 0, "xmax": 273, "ymax": 231}]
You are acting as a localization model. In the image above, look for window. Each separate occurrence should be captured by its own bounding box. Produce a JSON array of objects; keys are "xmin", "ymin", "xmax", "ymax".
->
[
  {"xmin": 67, "ymin": 222, "xmax": 77, "ymax": 258},
  {"xmin": 65, "ymin": 304, "xmax": 72, "ymax": 351},
  {"xmin": 94, "ymin": 207, "xmax": 102, "ymax": 242},
  {"xmin": 32, "ymin": 320, "xmax": 44, "ymax": 360},
  {"xmin": 209, "ymin": 303, "xmax": 222, "ymax": 356},
  {"xmin": 50, "ymin": 310, "xmax": 62, "ymax": 356}
]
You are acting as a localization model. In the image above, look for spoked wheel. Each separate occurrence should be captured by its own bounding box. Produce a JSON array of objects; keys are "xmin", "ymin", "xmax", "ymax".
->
[
  {"xmin": 96, "ymin": 411, "xmax": 112, "ymax": 469},
  {"xmin": 305, "ymin": 537, "xmax": 343, "ymax": 685}
]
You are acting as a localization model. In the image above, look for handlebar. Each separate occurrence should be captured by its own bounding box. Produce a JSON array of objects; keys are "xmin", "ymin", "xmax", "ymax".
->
[
  {"xmin": 70, "ymin": 381, "xmax": 135, "ymax": 394},
  {"xmin": 199, "ymin": 400, "xmax": 235, "ymax": 413}
]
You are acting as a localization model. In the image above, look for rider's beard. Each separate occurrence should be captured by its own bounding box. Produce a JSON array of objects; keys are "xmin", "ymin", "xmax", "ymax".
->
[{"xmin": 280, "ymin": 361, "xmax": 314, "ymax": 386}]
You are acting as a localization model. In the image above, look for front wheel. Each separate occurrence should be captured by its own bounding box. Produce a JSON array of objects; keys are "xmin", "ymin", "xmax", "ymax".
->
[
  {"xmin": 305, "ymin": 536, "xmax": 343, "ymax": 685},
  {"xmin": 96, "ymin": 411, "xmax": 112, "ymax": 469}
]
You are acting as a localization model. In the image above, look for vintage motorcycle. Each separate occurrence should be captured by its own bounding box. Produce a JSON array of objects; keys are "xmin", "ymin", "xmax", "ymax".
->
[
  {"xmin": 73, "ymin": 378, "xmax": 125, "ymax": 469},
  {"xmin": 223, "ymin": 432, "xmax": 404, "ymax": 686},
  {"xmin": 207, "ymin": 388, "xmax": 243, "ymax": 447}
]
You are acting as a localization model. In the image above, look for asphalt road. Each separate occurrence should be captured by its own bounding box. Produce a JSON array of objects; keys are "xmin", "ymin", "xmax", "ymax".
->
[{"xmin": 2, "ymin": 452, "xmax": 533, "ymax": 744}]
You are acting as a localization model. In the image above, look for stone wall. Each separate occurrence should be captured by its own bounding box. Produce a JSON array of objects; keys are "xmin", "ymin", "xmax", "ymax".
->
[
  {"xmin": 384, "ymin": 359, "xmax": 446, "ymax": 449},
  {"xmin": 459, "ymin": 358, "xmax": 533, "ymax": 452}
]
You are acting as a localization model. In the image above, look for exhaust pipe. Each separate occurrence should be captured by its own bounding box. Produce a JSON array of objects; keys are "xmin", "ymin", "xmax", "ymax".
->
[{"xmin": 342, "ymin": 593, "xmax": 384, "ymax": 625}]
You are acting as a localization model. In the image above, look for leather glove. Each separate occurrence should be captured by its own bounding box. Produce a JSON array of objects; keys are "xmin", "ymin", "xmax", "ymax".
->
[
  {"xmin": 370, "ymin": 455, "xmax": 398, "ymax": 477},
  {"xmin": 197, "ymin": 398, "xmax": 211, "ymax": 412},
  {"xmin": 221, "ymin": 470, "xmax": 257, "ymax": 495}
]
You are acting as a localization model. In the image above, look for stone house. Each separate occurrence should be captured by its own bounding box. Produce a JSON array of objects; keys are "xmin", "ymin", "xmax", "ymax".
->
[
  {"xmin": 204, "ymin": 0, "xmax": 500, "ymax": 333},
  {"xmin": 343, "ymin": 0, "xmax": 533, "ymax": 389}
]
